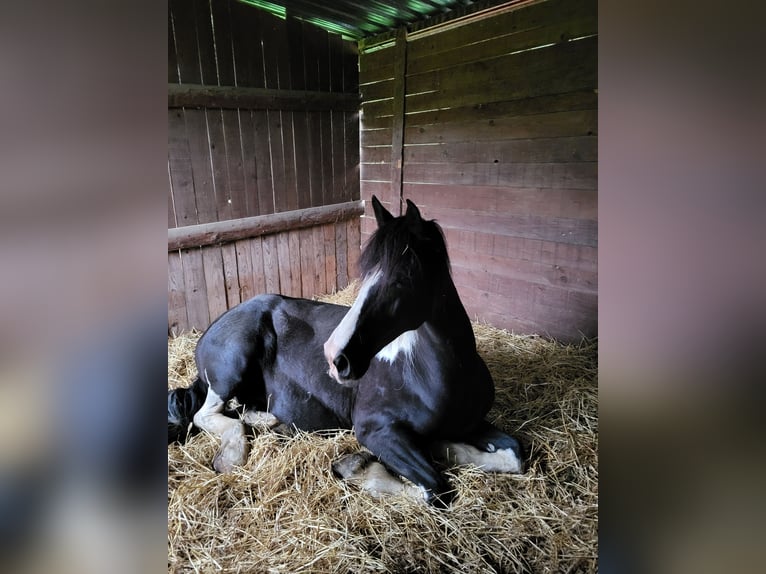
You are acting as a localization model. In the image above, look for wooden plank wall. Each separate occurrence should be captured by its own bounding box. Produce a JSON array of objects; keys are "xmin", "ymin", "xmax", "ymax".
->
[
  {"xmin": 168, "ymin": 0, "xmax": 361, "ymax": 334},
  {"xmin": 359, "ymin": 0, "xmax": 597, "ymax": 341}
]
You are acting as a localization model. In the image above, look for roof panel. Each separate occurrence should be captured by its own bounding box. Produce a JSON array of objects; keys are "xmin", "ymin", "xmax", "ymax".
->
[{"xmin": 238, "ymin": 0, "xmax": 503, "ymax": 41}]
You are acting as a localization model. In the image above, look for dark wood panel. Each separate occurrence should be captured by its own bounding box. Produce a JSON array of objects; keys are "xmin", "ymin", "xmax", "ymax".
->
[
  {"xmin": 168, "ymin": 110, "xmax": 198, "ymax": 228},
  {"xmin": 360, "ymin": 78, "xmax": 395, "ymax": 102},
  {"xmin": 210, "ymin": 0, "xmax": 235, "ymax": 86},
  {"xmin": 288, "ymin": 230, "xmax": 302, "ymax": 298},
  {"xmin": 235, "ymin": 240, "xmax": 256, "ymax": 302},
  {"xmin": 405, "ymin": 110, "xmax": 597, "ymax": 144},
  {"xmin": 403, "ymin": 162, "xmax": 597, "ymax": 191},
  {"xmin": 193, "ymin": 0, "xmax": 217, "ymax": 86},
  {"xmin": 406, "ymin": 46, "xmax": 597, "ymax": 113},
  {"xmin": 312, "ymin": 225, "xmax": 327, "ymax": 296},
  {"xmin": 206, "ymin": 109, "xmax": 233, "ymax": 221},
  {"xmin": 407, "ymin": 36, "xmax": 596, "ymax": 96},
  {"xmin": 293, "ymin": 111, "xmax": 312, "ymax": 209},
  {"xmin": 406, "ymin": 90, "xmax": 597, "ymax": 128},
  {"xmin": 360, "ymin": 163, "xmax": 392, "ymax": 182},
  {"xmin": 443, "ymin": 227, "xmax": 597, "ymax": 273},
  {"xmin": 335, "ymin": 222, "xmax": 349, "ymax": 288},
  {"xmin": 262, "ymin": 235, "xmax": 280, "ymax": 293},
  {"xmin": 361, "ymin": 128, "xmax": 394, "ymax": 147},
  {"xmin": 249, "ymin": 236, "xmax": 266, "ymax": 295},
  {"xmin": 404, "ymin": 183, "xmax": 597, "ymax": 221},
  {"xmin": 221, "ymin": 243, "xmax": 240, "ymax": 308},
  {"xmin": 299, "ymin": 228, "xmax": 315, "ymax": 297},
  {"xmin": 276, "ymin": 232, "xmax": 294, "ymax": 296},
  {"xmin": 424, "ymin": 203, "xmax": 597, "ymax": 246},
  {"xmin": 452, "ymin": 266, "xmax": 597, "ymax": 327},
  {"xmin": 222, "ymin": 109, "xmax": 250, "ymax": 219},
  {"xmin": 252, "ymin": 109, "xmax": 276, "ymax": 214},
  {"xmin": 181, "ymin": 248, "xmax": 209, "ymax": 330},
  {"xmin": 229, "ymin": 0, "xmax": 264, "ymax": 88},
  {"xmin": 170, "ymin": 0, "xmax": 201, "ymax": 84},
  {"xmin": 408, "ymin": 17, "xmax": 597, "ymax": 76},
  {"xmin": 184, "ymin": 109, "xmax": 217, "ymax": 223},
  {"xmin": 168, "ymin": 83, "xmax": 360, "ymax": 111},
  {"xmin": 407, "ymin": 0, "xmax": 595, "ymax": 61},
  {"xmin": 344, "ymin": 110, "xmax": 361, "ymax": 200},
  {"xmin": 167, "ymin": 250, "xmax": 187, "ymax": 335},
  {"xmin": 403, "ymin": 136, "xmax": 598, "ymax": 164},
  {"xmin": 359, "ymin": 44, "xmax": 396, "ymax": 73},
  {"xmin": 346, "ymin": 217, "xmax": 361, "ymax": 280},
  {"xmin": 323, "ymin": 224, "xmax": 338, "ymax": 294},
  {"xmin": 201, "ymin": 245, "xmax": 228, "ymax": 321},
  {"xmin": 449, "ymin": 246, "xmax": 597, "ymax": 293}
]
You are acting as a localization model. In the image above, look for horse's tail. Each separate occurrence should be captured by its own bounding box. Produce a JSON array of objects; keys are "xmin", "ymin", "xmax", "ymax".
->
[{"xmin": 168, "ymin": 376, "xmax": 208, "ymax": 444}]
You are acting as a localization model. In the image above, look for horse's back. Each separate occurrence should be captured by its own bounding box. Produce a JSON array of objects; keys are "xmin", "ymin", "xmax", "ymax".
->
[{"xmin": 196, "ymin": 294, "xmax": 354, "ymax": 429}]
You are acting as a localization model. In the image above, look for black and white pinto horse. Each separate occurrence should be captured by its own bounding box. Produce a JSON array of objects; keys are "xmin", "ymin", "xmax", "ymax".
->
[{"xmin": 168, "ymin": 196, "xmax": 523, "ymax": 505}]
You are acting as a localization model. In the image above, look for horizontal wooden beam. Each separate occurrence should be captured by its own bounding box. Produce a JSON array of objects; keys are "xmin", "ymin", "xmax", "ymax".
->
[
  {"xmin": 168, "ymin": 83, "xmax": 360, "ymax": 112},
  {"xmin": 168, "ymin": 200, "xmax": 364, "ymax": 251}
]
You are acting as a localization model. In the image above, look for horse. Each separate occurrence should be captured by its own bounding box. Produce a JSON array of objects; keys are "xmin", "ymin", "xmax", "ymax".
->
[{"xmin": 168, "ymin": 196, "xmax": 523, "ymax": 506}]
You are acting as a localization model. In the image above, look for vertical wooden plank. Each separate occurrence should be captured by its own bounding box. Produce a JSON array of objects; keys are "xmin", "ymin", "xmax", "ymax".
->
[
  {"xmin": 235, "ymin": 239, "xmax": 255, "ymax": 302},
  {"xmin": 288, "ymin": 19, "xmax": 311, "ymax": 209},
  {"xmin": 221, "ymin": 242, "xmax": 240, "ymax": 309},
  {"xmin": 344, "ymin": 110, "xmax": 361, "ymax": 202},
  {"xmin": 276, "ymin": 232, "xmax": 293, "ymax": 297},
  {"xmin": 329, "ymin": 34, "xmax": 345, "ymax": 204},
  {"xmin": 210, "ymin": 0, "xmax": 235, "ymax": 86},
  {"xmin": 207, "ymin": 109, "xmax": 233, "ymax": 221},
  {"xmin": 170, "ymin": 0, "xmax": 201, "ymax": 84},
  {"xmin": 168, "ymin": 111, "xmax": 198, "ymax": 227},
  {"xmin": 288, "ymin": 230, "xmax": 302, "ymax": 298},
  {"xmin": 312, "ymin": 225, "xmax": 327, "ymax": 296},
  {"xmin": 262, "ymin": 235, "xmax": 281, "ymax": 293},
  {"xmin": 236, "ymin": 109, "xmax": 260, "ymax": 217},
  {"xmin": 168, "ymin": 250, "xmax": 188, "ymax": 335},
  {"xmin": 193, "ymin": 0, "xmax": 217, "ymax": 85},
  {"xmin": 323, "ymin": 224, "xmax": 337, "ymax": 294},
  {"xmin": 299, "ymin": 228, "xmax": 315, "ymax": 298},
  {"xmin": 222, "ymin": 109, "xmax": 249, "ymax": 219},
  {"xmin": 181, "ymin": 248, "xmax": 210, "ymax": 331},
  {"xmin": 316, "ymin": 28, "xmax": 333, "ymax": 206},
  {"xmin": 185, "ymin": 109, "xmax": 218, "ymax": 223},
  {"xmin": 168, "ymin": 164, "xmax": 177, "ymax": 228},
  {"xmin": 201, "ymin": 245, "xmax": 228, "ymax": 321},
  {"xmin": 347, "ymin": 217, "xmax": 361, "ymax": 280},
  {"xmin": 302, "ymin": 22, "xmax": 324, "ymax": 208},
  {"xmin": 275, "ymin": 17, "xmax": 299, "ymax": 212},
  {"xmin": 249, "ymin": 236, "xmax": 266, "ymax": 295},
  {"xmin": 229, "ymin": 0, "xmax": 260, "ymax": 88},
  {"xmin": 168, "ymin": 5, "xmax": 179, "ymax": 84},
  {"xmin": 389, "ymin": 27, "xmax": 408, "ymax": 215},
  {"xmin": 335, "ymin": 222, "xmax": 349, "ymax": 289}
]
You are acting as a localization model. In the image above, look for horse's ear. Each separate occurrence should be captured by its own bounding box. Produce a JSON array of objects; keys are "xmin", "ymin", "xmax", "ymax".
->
[
  {"xmin": 405, "ymin": 199, "xmax": 423, "ymax": 229},
  {"xmin": 371, "ymin": 195, "xmax": 394, "ymax": 227}
]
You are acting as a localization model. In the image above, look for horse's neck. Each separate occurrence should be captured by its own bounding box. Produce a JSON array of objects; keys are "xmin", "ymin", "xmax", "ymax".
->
[{"xmin": 423, "ymin": 277, "xmax": 477, "ymax": 356}]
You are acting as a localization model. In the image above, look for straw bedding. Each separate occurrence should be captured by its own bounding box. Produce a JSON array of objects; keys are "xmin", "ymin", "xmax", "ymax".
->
[{"xmin": 168, "ymin": 283, "xmax": 598, "ymax": 573}]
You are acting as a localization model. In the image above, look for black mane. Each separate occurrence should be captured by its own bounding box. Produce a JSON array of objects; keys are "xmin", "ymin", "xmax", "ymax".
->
[{"xmin": 358, "ymin": 215, "xmax": 451, "ymax": 282}]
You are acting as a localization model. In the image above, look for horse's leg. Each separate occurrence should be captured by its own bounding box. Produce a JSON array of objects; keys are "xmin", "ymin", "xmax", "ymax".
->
[
  {"xmin": 433, "ymin": 421, "xmax": 524, "ymax": 473},
  {"xmin": 332, "ymin": 451, "xmax": 424, "ymax": 500},
  {"xmin": 193, "ymin": 388, "xmax": 249, "ymax": 473},
  {"xmin": 356, "ymin": 422, "xmax": 452, "ymax": 506}
]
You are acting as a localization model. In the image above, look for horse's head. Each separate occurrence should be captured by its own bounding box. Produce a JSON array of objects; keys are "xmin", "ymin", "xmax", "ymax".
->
[{"xmin": 324, "ymin": 195, "xmax": 450, "ymax": 385}]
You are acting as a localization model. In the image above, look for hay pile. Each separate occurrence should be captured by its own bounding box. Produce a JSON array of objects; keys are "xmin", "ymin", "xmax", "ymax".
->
[{"xmin": 168, "ymin": 284, "xmax": 598, "ymax": 573}]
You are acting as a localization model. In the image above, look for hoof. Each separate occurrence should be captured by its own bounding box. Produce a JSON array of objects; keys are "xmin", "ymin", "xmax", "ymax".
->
[
  {"xmin": 331, "ymin": 451, "xmax": 375, "ymax": 479},
  {"xmin": 212, "ymin": 441, "xmax": 249, "ymax": 473}
]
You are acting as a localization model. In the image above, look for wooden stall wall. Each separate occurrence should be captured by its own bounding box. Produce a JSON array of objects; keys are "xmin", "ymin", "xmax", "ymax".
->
[
  {"xmin": 359, "ymin": 0, "xmax": 597, "ymax": 341},
  {"xmin": 168, "ymin": 0, "xmax": 361, "ymax": 335}
]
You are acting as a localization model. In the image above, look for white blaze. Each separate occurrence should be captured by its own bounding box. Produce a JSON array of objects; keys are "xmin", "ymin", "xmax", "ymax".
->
[
  {"xmin": 376, "ymin": 330, "xmax": 419, "ymax": 364},
  {"xmin": 324, "ymin": 270, "xmax": 382, "ymax": 381}
]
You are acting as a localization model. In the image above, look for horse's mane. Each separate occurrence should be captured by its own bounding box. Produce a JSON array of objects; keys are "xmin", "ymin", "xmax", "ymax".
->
[{"xmin": 359, "ymin": 216, "xmax": 451, "ymax": 283}]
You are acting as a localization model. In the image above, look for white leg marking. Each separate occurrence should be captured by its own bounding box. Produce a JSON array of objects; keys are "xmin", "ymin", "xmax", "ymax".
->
[
  {"xmin": 333, "ymin": 453, "xmax": 426, "ymax": 502},
  {"xmin": 193, "ymin": 389, "xmax": 249, "ymax": 473},
  {"xmin": 242, "ymin": 409, "xmax": 280, "ymax": 429},
  {"xmin": 324, "ymin": 269, "xmax": 382, "ymax": 381},
  {"xmin": 433, "ymin": 441, "xmax": 523, "ymax": 473}
]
